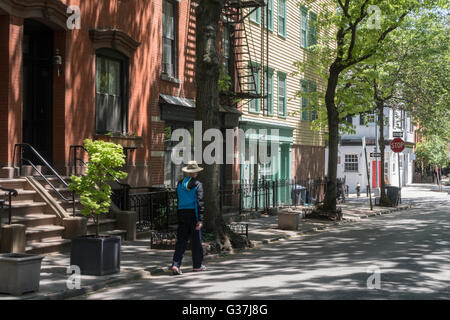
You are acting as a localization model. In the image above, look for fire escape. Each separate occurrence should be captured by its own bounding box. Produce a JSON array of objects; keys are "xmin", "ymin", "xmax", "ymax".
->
[{"xmin": 221, "ymin": 0, "xmax": 269, "ymax": 115}]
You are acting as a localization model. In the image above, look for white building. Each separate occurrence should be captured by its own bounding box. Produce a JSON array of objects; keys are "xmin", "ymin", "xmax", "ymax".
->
[{"xmin": 325, "ymin": 108, "xmax": 416, "ymax": 193}]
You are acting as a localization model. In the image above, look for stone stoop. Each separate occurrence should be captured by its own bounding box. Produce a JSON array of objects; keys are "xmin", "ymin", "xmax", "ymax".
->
[
  {"xmin": 34, "ymin": 175, "xmax": 128, "ymax": 243},
  {"xmin": 0, "ymin": 177, "xmax": 68, "ymax": 254},
  {"xmin": 1, "ymin": 176, "xmax": 128, "ymax": 255}
]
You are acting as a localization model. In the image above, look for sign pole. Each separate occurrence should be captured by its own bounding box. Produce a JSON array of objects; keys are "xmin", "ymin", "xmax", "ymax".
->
[
  {"xmin": 398, "ymin": 152, "xmax": 401, "ymax": 204},
  {"xmin": 365, "ymin": 146, "xmax": 373, "ymax": 210}
]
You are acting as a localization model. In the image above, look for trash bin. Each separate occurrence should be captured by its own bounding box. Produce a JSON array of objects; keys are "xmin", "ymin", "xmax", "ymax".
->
[
  {"xmin": 291, "ymin": 185, "xmax": 306, "ymax": 205},
  {"xmin": 386, "ymin": 186, "xmax": 400, "ymax": 206}
]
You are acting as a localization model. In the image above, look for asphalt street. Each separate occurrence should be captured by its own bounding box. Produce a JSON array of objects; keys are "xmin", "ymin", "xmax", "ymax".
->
[{"xmin": 75, "ymin": 184, "xmax": 450, "ymax": 300}]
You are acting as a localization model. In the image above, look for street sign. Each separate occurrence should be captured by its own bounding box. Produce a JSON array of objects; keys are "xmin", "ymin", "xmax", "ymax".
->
[
  {"xmin": 393, "ymin": 131, "xmax": 403, "ymax": 138},
  {"xmin": 370, "ymin": 152, "xmax": 381, "ymax": 157},
  {"xmin": 390, "ymin": 138, "xmax": 405, "ymax": 153}
]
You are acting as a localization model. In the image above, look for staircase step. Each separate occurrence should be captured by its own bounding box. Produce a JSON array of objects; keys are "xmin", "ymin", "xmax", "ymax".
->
[
  {"xmin": 26, "ymin": 238, "xmax": 71, "ymax": 254},
  {"xmin": 0, "ymin": 178, "xmax": 28, "ymax": 190},
  {"xmin": 34, "ymin": 176, "xmax": 71, "ymax": 189},
  {"xmin": 10, "ymin": 214, "xmax": 57, "ymax": 227},
  {"xmin": 9, "ymin": 201, "xmax": 49, "ymax": 215},
  {"xmin": 26, "ymin": 225, "xmax": 65, "ymax": 242},
  {"xmin": 0, "ymin": 189, "xmax": 38, "ymax": 202}
]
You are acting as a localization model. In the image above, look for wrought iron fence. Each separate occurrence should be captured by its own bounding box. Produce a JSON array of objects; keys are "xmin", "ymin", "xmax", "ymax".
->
[
  {"xmin": 112, "ymin": 177, "xmax": 326, "ymax": 232},
  {"xmin": 112, "ymin": 187, "xmax": 178, "ymax": 232},
  {"xmin": 220, "ymin": 177, "xmax": 326, "ymax": 213}
]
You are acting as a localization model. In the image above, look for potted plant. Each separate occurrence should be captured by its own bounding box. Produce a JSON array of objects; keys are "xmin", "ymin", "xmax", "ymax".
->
[
  {"xmin": 69, "ymin": 139, "xmax": 128, "ymax": 276},
  {"xmin": 95, "ymin": 131, "xmax": 143, "ymax": 149},
  {"xmin": 0, "ymin": 253, "xmax": 44, "ymax": 295}
]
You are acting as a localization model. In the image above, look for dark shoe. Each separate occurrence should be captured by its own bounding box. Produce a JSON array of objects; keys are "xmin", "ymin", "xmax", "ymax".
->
[
  {"xmin": 192, "ymin": 265, "xmax": 207, "ymax": 272},
  {"xmin": 171, "ymin": 265, "xmax": 182, "ymax": 275}
]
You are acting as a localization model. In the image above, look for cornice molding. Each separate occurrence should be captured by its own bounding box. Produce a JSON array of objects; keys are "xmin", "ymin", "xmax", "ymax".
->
[
  {"xmin": 0, "ymin": 0, "xmax": 68, "ymax": 30},
  {"xmin": 89, "ymin": 29, "xmax": 141, "ymax": 58}
]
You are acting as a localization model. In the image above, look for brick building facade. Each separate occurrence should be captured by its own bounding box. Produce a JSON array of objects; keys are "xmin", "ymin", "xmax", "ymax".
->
[{"xmin": 0, "ymin": 0, "xmax": 199, "ymax": 187}]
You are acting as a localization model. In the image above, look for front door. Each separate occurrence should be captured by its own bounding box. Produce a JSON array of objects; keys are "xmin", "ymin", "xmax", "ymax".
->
[{"xmin": 22, "ymin": 19, "xmax": 54, "ymax": 164}]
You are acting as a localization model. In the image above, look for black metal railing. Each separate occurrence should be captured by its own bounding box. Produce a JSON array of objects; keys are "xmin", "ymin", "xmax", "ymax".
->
[
  {"xmin": 111, "ymin": 187, "xmax": 178, "ymax": 232},
  {"xmin": 219, "ymin": 177, "xmax": 327, "ymax": 214},
  {"xmin": 0, "ymin": 185, "xmax": 18, "ymax": 224},
  {"xmin": 110, "ymin": 177, "xmax": 326, "ymax": 233},
  {"xmin": 13, "ymin": 143, "xmax": 76, "ymax": 215}
]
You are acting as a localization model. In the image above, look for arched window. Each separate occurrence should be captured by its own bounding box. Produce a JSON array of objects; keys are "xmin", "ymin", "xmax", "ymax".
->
[{"xmin": 95, "ymin": 48, "xmax": 128, "ymax": 134}]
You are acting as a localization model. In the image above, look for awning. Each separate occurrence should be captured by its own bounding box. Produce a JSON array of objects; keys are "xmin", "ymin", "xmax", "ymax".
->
[
  {"xmin": 159, "ymin": 94, "xmax": 242, "ymax": 128},
  {"xmin": 159, "ymin": 94, "xmax": 196, "ymax": 123},
  {"xmin": 159, "ymin": 94, "xmax": 195, "ymax": 109}
]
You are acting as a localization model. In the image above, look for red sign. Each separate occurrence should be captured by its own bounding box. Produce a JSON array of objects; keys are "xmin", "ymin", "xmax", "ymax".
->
[{"xmin": 390, "ymin": 138, "xmax": 405, "ymax": 153}]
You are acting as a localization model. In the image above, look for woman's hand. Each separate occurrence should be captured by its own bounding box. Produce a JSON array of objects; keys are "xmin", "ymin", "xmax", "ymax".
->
[{"xmin": 196, "ymin": 222, "xmax": 203, "ymax": 230}]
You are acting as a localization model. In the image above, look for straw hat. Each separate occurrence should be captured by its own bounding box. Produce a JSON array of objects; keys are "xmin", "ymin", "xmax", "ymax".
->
[{"xmin": 182, "ymin": 160, "xmax": 204, "ymax": 173}]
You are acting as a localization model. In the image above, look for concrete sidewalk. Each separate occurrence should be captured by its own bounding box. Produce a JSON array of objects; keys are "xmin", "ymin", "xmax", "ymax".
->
[{"xmin": 0, "ymin": 198, "xmax": 411, "ymax": 300}]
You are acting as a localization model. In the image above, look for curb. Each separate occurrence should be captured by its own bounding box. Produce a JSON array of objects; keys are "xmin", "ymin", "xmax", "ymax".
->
[{"xmin": 26, "ymin": 270, "xmax": 150, "ymax": 300}]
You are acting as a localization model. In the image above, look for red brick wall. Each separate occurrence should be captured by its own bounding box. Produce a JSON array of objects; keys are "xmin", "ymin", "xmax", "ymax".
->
[
  {"xmin": 0, "ymin": 15, "xmax": 23, "ymax": 167},
  {"xmin": 1, "ymin": 1, "xmax": 198, "ymax": 186}
]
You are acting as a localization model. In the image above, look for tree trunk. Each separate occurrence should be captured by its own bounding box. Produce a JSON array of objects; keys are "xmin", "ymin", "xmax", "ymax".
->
[
  {"xmin": 321, "ymin": 67, "xmax": 340, "ymax": 213},
  {"xmin": 195, "ymin": 0, "xmax": 248, "ymax": 252},
  {"xmin": 377, "ymin": 100, "xmax": 391, "ymax": 206}
]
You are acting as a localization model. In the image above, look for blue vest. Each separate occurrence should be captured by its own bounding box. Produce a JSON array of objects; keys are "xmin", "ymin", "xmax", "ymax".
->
[{"xmin": 177, "ymin": 177, "xmax": 199, "ymax": 220}]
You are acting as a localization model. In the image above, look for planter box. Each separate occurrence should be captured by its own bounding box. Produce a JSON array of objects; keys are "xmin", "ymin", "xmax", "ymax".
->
[
  {"xmin": 70, "ymin": 235, "xmax": 121, "ymax": 276},
  {"xmin": 95, "ymin": 134, "xmax": 143, "ymax": 149},
  {"xmin": 0, "ymin": 253, "xmax": 44, "ymax": 295},
  {"xmin": 278, "ymin": 211, "xmax": 300, "ymax": 230}
]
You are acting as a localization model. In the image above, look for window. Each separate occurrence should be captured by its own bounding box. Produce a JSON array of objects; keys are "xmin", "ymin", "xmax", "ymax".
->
[
  {"xmin": 250, "ymin": 6, "xmax": 261, "ymax": 24},
  {"xmin": 300, "ymin": 7, "xmax": 308, "ymax": 48},
  {"xmin": 95, "ymin": 49, "xmax": 128, "ymax": 134},
  {"xmin": 278, "ymin": 72, "xmax": 287, "ymax": 116},
  {"xmin": 346, "ymin": 115, "xmax": 353, "ymax": 125},
  {"xmin": 300, "ymin": 79, "xmax": 317, "ymax": 121},
  {"xmin": 393, "ymin": 109, "xmax": 403, "ymax": 130},
  {"xmin": 309, "ymin": 81, "xmax": 317, "ymax": 120},
  {"xmin": 278, "ymin": 0, "xmax": 286, "ymax": 37},
  {"xmin": 264, "ymin": 0, "xmax": 274, "ymax": 30},
  {"xmin": 162, "ymin": 0, "xmax": 176, "ymax": 77},
  {"xmin": 360, "ymin": 113, "xmax": 375, "ymax": 125},
  {"xmin": 308, "ymin": 12, "xmax": 317, "ymax": 47},
  {"xmin": 344, "ymin": 154, "xmax": 359, "ymax": 172},
  {"xmin": 301, "ymin": 80, "xmax": 308, "ymax": 120},
  {"xmin": 264, "ymin": 67, "xmax": 274, "ymax": 115},
  {"xmin": 300, "ymin": 7, "xmax": 317, "ymax": 49},
  {"xmin": 249, "ymin": 63, "xmax": 261, "ymax": 113},
  {"xmin": 408, "ymin": 116, "xmax": 414, "ymax": 132}
]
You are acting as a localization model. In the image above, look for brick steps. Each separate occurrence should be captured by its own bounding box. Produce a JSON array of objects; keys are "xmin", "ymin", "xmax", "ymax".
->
[
  {"xmin": 10, "ymin": 213, "xmax": 57, "ymax": 227},
  {"xmin": 8, "ymin": 201, "xmax": 50, "ymax": 216},
  {"xmin": 0, "ymin": 188, "xmax": 38, "ymax": 202},
  {"xmin": 26, "ymin": 238, "xmax": 72, "ymax": 255},
  {"xmin": 1, "ymin": 175, "xmax": 128, "ymax": 254},
  {"xmin": 0, "ymin": 178, "xmax": 29, "ymax": 190},
  {"xmin": 26, "ymin": 224, "xmax": 65, "ymax": 242}
]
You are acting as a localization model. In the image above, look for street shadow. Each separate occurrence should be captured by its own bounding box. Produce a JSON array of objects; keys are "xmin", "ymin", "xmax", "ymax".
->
[{"xmin": 77, "ymin": 190, "xmax": 450, "ymax": 299}]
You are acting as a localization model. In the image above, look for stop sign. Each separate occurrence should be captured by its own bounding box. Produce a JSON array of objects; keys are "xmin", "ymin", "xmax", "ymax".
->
[{"xmin": 390, "ymin": 138, "xmax": 405, "ymax": 153}]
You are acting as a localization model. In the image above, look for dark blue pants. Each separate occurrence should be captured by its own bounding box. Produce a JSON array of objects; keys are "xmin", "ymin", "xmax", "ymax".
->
[{"xmin": 172, "ymin": 210, "xmax": 203, "ymax": 269}]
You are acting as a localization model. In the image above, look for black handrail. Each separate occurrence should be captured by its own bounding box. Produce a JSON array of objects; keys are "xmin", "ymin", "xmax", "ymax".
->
[
  {"xmin": 70, "ymin": 145, "xmax": 131, "ymax": 210},
  {"xmin": 13, "ymin": 143, "xmax": 76, "ymax": 215},
  {"xmin": 0, "ymin": 185, "xmax": 18, "ymax": 224}
]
